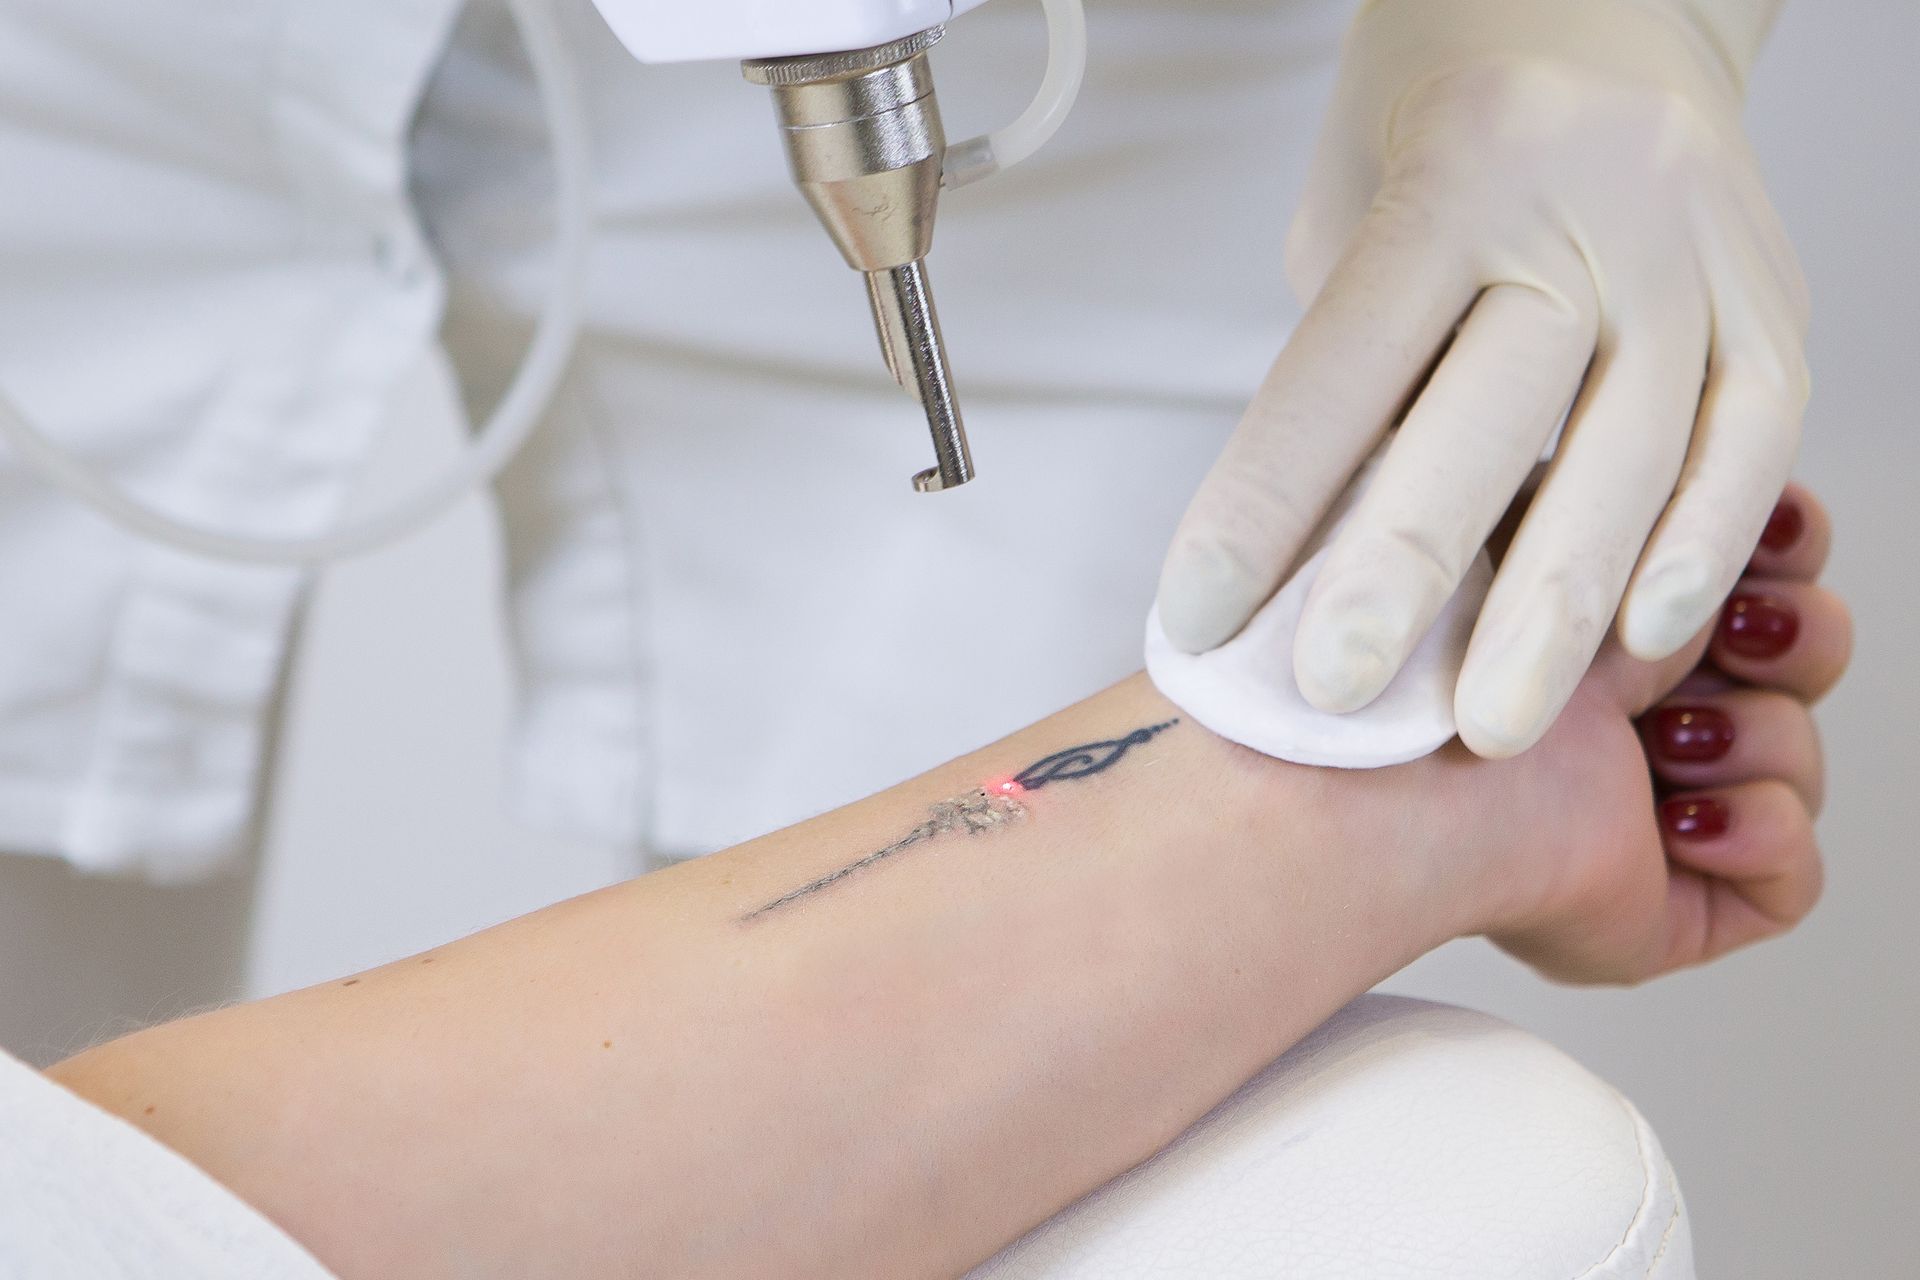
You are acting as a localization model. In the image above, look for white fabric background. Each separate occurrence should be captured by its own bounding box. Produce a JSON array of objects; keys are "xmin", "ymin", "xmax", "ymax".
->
[
  {"xmin": 0, "ymin": 2, "xmax": 1910, "ymax": 1276},
  {"xmin": 0, "ymin": 0, "xmax": 461, "ymax": 877}
]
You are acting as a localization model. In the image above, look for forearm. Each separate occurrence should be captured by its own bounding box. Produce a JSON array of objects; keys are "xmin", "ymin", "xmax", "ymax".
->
[{"xmin": 50, "ymin": 674, "xmax": 1487, "ymax": 1279}]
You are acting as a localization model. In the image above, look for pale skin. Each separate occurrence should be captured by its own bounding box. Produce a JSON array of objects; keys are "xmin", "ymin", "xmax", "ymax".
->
[{"xmin": 48, "ymin": 485, "xmax": 1847, "ymax": 1279}]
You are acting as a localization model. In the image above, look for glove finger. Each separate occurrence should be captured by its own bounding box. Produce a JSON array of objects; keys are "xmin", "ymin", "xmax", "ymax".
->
[
  {"xmin": 1293, "ymin": 281, "xmax": 1597, "ymax": 711},
  {"xmin": 1455, "ymin": 304, "xmax": 1711, "ymax": 757},
  {"xmin": 1157, "ymin": 198, "xmax": 1477, "ymax": 652},
  {"xmin": 1618, "ymin": 234, "xmax": 1810, "ymax": 659},
  {"xmin": 1617, "ymin": 361, "xmax": 1805, "ymax": 659}
]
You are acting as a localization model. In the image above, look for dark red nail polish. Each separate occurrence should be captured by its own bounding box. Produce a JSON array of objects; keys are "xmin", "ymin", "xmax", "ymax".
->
[
  {"xmin": 1720, "ymin": 593, "xmax": 1800, "ymax": 659},
  {"xmin": 1649, "ymin": 706, "xmax": 1735, "ymax": 762},
  {"xmin": 1662, "ymin": 796, "xmax": 1731, "ymax": 840},
  {"xmin": 1759, "ymin": 498, "xmax": 1805, "ymax": 553}
]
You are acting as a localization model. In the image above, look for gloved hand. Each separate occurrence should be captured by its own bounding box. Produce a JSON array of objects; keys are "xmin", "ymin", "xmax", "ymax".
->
[{"xmin": 1156, "ymin": 0, "xmax": 1809, "ymax": 757}]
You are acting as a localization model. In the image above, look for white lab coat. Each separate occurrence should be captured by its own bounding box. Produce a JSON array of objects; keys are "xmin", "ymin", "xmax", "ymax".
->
[
  {"xmin": 0, "ymin": 0, "xmax": 462, "ymax": 877},
  {"xmin": 0, "ymin": 0, "xmax": 1345, "ymax": 877}
]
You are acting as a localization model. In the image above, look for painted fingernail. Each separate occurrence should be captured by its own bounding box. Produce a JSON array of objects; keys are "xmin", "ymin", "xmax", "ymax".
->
[
  {"xmin": 1720, "ymin": 593, "xmax": 1800, "ymax": 659},
  {"xmin": 1648, "ymin": 706, "xmax": 1735, "ymax": 762},
  {"xmin": 1759, "ymin": 498, "xmax": 1806, "ymax": 553},
  {"xmin": 1662, "ymin": 795, "xmax": 1731, "ymax": 840}
]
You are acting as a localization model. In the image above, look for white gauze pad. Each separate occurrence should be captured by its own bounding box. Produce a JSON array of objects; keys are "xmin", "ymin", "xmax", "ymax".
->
[{"xmin": 1145, "ymin": 448, "xmax": 1494, "ymax": 768}]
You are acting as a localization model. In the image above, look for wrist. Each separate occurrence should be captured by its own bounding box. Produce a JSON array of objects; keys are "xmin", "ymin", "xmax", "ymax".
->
[{"xmin": 1168, "ymin": 692, "xmax": 1506, "ymax": 971}]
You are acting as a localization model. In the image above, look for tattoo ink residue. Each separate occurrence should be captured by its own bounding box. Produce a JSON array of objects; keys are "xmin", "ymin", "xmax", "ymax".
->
[{"xmin": 740, "ymin": 719, "xmax": 1178, "ymax": 922}]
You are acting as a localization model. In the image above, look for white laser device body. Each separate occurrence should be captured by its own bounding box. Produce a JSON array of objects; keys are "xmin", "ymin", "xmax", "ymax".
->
[{"xmin": 591, "ymin": 0, "xmax": 994, "ymax": 63}]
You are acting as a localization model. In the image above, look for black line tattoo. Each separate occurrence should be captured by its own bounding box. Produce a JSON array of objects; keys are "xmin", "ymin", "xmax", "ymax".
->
[
  {"xmin": 1007, "ymin": 720, "xmax": 1180, "ymax": 791},
  {"xmin": 740, "ymin": 719, "xmax": 1178, "ymax": 922}
]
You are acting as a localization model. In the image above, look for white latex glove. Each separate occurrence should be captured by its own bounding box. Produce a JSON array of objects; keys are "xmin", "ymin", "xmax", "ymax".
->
[{"xmin": 1156, "ymin": 0, "xmax": 1809, "ymax": 757}]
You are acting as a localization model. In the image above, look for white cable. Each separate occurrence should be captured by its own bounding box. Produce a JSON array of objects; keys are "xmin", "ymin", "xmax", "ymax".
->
[
  {"xmin": 0, "ymin": 0, "xmax": 592, "ymax": 565},
  {"xmin": 943, "ymin": 0, "xmax": 1088, "ymax": 190}
]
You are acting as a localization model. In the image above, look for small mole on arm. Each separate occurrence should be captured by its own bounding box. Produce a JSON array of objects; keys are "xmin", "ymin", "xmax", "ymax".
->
[
  {"xmin": 341, "ymin": 979, "xmax": 360, "ymax": 987},
  {"xmin": 602, "ymin": 1040, "xmax": 613, "ymax": 1050},
  {"xmin": 419, "ymin": 957, "xmax": 434, "ymax": 965},
  {"xmin": 143, "ymin": 1105, "xmax": 156, "ymax": 1116}
]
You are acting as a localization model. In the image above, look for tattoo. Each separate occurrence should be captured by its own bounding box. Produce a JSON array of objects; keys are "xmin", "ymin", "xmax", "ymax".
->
[
  {"xmin": 1007, "ymin": 720, "xmax": 1181, "ymax": 791},
  {"xmin": 740, "ymin": 719, "xmax": 1178, "ymax": 922}
]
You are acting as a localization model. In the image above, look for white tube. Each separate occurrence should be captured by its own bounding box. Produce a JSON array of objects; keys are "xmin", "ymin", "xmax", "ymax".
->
[
  {"xmin": 943, "ymin": 0, "xmax": 1088, "ymax": 190},
  {"xmin": 0, "ymin": 0, "xmax": 593, "ymax": 565}
]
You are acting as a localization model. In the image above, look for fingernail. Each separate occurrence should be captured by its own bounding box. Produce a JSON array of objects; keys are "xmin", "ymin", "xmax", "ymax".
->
[
  {"xmin": 1759, "ymin": 498, "xmax": 1806, "ymax": 553},
  {"xmin": 1719, "ymin": 593, "xmax": 1800, "ymax": 659},
  {"xmin": 1648, "ymin": 706, "xmax": 1735, "ymax": 762},
  {"xmin": 1662, "ymin": 795, "xmax": 1731, "ymax": 840}
]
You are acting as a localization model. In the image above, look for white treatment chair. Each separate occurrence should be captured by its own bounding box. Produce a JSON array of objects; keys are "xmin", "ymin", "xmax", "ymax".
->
[{"xmin": 972, "ymin": 994, "xmax": 1693, "ymax": 1279}]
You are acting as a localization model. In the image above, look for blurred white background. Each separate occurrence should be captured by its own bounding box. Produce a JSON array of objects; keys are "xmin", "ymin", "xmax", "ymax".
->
[{"xmin": 5, "ymin": 2, "xmax": 1912, "ymax": 1276}]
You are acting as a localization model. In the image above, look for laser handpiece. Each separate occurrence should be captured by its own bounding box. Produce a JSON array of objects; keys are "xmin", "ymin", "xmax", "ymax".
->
[
  {"xmin": 732, "ymin": 0, "xmax": 1093, "ymax": 495},
  {"xmin": 743, "ymin": 32, "xmax": 972, "ymax": 491}
]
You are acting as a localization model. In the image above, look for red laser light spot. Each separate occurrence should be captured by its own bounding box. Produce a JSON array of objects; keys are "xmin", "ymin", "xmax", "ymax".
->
[{"xmin": 990, "ymin": 778, "xmax": 1025, "ymax": 796}]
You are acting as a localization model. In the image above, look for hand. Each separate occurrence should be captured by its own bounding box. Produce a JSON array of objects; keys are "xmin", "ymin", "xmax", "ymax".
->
[
  {"xmin": 1445, "ymin": 484, "xmax": 1846, "ymax": 982},
  {"xmin": 1156, "ymin": 0, "xmax": 1809, "ymax": 759}
]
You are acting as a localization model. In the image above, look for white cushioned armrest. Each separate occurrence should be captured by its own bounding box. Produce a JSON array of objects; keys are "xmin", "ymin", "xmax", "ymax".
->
[{"xmin": 970, "ymin": 994, "xmax": 1693, "ymax": 1280}]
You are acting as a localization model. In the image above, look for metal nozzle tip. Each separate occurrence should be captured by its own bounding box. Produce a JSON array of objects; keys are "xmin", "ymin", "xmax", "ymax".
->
[{"xmin": 871, "ymin": 261, "xmax": 972, "ymax": 492}]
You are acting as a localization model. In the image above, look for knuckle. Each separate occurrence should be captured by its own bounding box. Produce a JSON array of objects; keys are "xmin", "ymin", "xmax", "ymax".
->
[
  {"xmin": 1180, "ymin": 476, "xmax": 1314, "ymax": 575},
  {"xmin": 1722, "ymin": 354, "xmax": 1812, "ymax": 425},
  {"xmin": 1641, "ymin": 85, "xmax": 1724, "ymax": 170},
  {"xmin": 1401, "ymin": 56, "xmax": 1567, "ymax": 129},
  {"xmin": 1378, "ymin": 522, "xmax": 1469, "ymax": 599}
]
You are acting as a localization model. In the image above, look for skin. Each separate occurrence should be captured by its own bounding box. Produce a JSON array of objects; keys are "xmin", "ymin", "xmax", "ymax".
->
[{"xmin": 47, "ymin": 484, "xmax": 1846, "ymax": 1279}]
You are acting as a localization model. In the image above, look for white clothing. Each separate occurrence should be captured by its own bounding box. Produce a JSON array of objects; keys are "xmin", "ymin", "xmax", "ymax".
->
[
  {"xmin": 0, "ymin": 0, "xmax": 1345, "ymax": 872},
  {"xmin": 0, "ymin": 0, "xmax": 462, "ymax": 878},
  {"xmin": 0, "ymin": 1048, "xmax": 332, "ymax": 1278}
]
